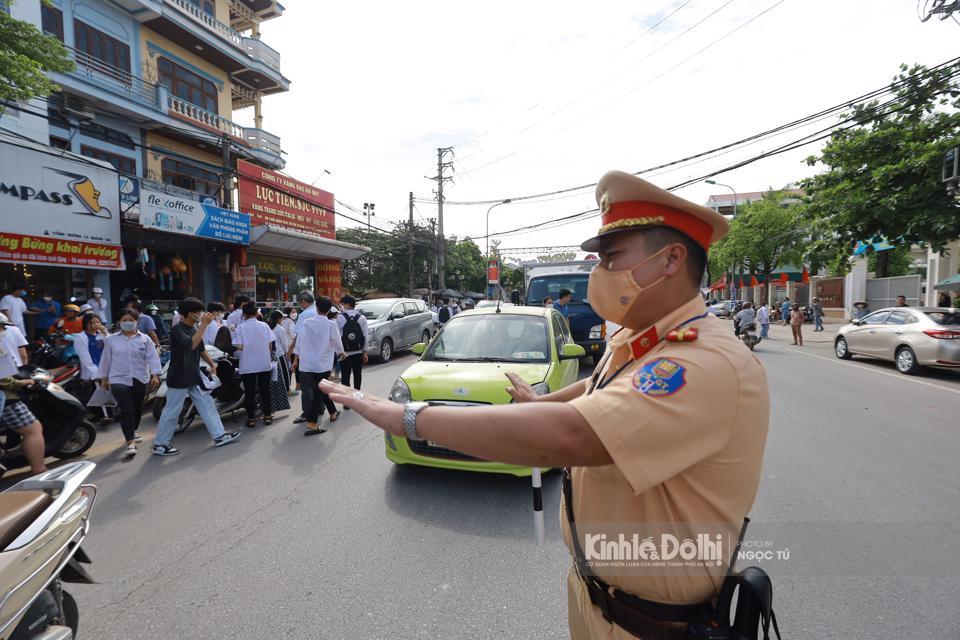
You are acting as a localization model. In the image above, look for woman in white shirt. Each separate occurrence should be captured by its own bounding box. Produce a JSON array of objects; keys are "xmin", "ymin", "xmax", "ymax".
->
[
  {"xmin": 72, "ymin": 313, "xmax": 110, "ymax": 422},
  {"xmin": 97, "ymin": 308, "xmax": 162, "ymax": 456},
  {"xmin": 203, "ymin": 301, "xmax": 227, "ymax": 348},
  {"xmin": 267, "ymin": 310, "xmax": 291, "ymax": 392},
  {"xmin": 292, "ymin": 297, "xmax": 344, "ymax": 436},
  {"xmin": 232, "ymin": 302, "xmax": 276, "ymax": 428}
]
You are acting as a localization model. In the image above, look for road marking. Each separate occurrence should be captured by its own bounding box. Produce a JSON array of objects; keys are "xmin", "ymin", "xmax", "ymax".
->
[{"xmin": 763, "ymin": 342, "xmax": 960, "ymax": 396}]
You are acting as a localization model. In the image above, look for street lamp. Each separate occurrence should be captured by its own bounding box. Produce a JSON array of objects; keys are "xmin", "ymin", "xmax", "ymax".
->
[
  {"xmin": 485, "ymin": 199, "xmax": 513, "ymax": 258},
  {"xmin": 705, "ymin": 179, "xmax": 736, "ymax": 217},
  {"xmin": 363, "ymin": 202, "xmax": 376, "ymax": 233}
]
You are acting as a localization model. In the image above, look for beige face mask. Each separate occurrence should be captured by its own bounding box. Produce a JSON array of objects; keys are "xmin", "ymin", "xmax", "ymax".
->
[{"xmin": 587, "ymin": 246, "xmax": 670, "ymax": 325}]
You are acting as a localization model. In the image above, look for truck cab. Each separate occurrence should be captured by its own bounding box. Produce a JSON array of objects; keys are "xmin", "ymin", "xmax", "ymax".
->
[{"xmin": 524, "ymin": 261, "xmax": 606, "ymax": 364}]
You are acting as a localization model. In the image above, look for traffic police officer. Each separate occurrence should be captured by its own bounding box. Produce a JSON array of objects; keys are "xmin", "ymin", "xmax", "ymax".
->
[{"xmin": 321, "ymin": 171, "xmax": 770, "ymax": 639}]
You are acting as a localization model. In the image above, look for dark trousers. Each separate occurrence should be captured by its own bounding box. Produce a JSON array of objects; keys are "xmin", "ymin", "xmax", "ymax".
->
[
  {"xmin": 341, "ymin": 353, "xmax": 364, "ymax": 390},
  {"xmin": 241, "ymin": 370, "xmax": 273, "ymax": 420},
  {"xmin": 112, "ymin": 380, "xmax": 145, "ymax": 442},
  {"xmin": 300, "ymin": 370, "xmax": 336, "ymax": 423}
]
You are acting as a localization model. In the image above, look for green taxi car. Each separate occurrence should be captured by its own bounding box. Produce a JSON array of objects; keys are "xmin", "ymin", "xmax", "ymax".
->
[{"xmin": 385, "ymin": 305, "xmax": 585, "ymax": 476}]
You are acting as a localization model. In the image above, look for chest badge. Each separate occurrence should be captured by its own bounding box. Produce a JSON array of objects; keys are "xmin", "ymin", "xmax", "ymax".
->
[{"xmin": 633, "ymin": 358, "xmax": 687, "ymax": 397}]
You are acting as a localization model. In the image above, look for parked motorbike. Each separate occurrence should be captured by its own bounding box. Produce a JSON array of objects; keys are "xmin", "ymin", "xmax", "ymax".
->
[
  {"xmin": 740, "ymin": 322, "xmax": 761, "ymax": 351},
  {"xmin": 0, "ymin": 367, "xmax": 97, "ymax": 475},
  {"xmin": 0, "ymin": 461, "xmax": 97, "ymax": 639}
]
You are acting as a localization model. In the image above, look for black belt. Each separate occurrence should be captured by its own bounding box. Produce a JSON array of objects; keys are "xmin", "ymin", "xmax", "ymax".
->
[{"xmin": 564, "ymin": 469, "xmax": 713, "ymax": 639}]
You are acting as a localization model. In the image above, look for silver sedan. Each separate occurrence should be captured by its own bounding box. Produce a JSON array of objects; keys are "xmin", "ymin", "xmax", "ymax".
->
[{"xmin": 834, "ymin": 307, "xmax": 960, "ymax": 374}]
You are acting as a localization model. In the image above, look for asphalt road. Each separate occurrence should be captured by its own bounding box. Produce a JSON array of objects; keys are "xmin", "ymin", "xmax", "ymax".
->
[{"xmin": 7, "ymin": 325, "xmax": 960, "ymax": 639}]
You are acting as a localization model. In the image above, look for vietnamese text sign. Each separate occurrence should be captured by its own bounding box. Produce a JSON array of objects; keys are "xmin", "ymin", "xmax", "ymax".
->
[
  {"xmin": 237, "ymin": 160, "xmax": 335, "ymax": 238},
  {"xmin": 140, "ymin": 186, "xmax": 250, "ymax": 244},
  {"xmin": 316, "ymin": 259, "xmax": 343, "ymax": 301},
  {"xmin": 0, "ymin": 136, "xmax": 124, "ymax": 269},
  {"xmin": 238, "ymin": 265, "xmax": 257, "ymax": 299}
]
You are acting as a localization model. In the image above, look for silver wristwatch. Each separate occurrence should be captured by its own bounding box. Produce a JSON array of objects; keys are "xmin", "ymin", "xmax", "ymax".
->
[{"xmin": 403, "ymin": 401, "xmax": 430, "ymax": 441}]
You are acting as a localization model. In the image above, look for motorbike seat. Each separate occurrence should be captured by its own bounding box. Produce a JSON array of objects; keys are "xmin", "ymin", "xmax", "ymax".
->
[{"xmin": 0, "ymin": 490, "xmax": 51, "ymax": 550}]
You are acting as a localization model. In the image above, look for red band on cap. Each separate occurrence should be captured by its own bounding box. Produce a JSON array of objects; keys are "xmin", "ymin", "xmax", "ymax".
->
[{"xmin": 601, "ymin": 202, "xmax": 713, "ymax": 250}]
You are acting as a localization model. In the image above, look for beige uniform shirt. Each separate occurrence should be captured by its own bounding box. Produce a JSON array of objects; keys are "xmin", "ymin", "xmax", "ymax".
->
[{"xmin": 563, "ymin": 296, "xmax": 769, "ymax": 639}]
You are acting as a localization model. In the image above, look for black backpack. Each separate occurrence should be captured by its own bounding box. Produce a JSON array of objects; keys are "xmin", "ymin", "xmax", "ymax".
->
[
  {"xmin": 341, "ymin": 311, "xmax": 365, "ymax": 352},
  {"xmin": 438, "ymin": 306, "xmax": 451, "ymax": 323}
]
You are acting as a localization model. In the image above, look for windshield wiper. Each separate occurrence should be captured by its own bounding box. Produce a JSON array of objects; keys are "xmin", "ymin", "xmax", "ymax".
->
[{"xmin": 465, "ymin": 357, "xmax": 532, "ymax": 363}]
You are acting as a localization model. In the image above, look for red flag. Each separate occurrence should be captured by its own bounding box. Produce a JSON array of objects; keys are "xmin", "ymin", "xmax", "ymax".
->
[
  {"xmin": 779, "ymin": 272, "xmax": 789, "ymax": 285},
  {"xmin": 750, "ymin": 275, "xmax": 759, "ymax": 287},
  {"xmin": 739, "ymin": 277, "xmax": 745, "ymax": 289},
  {"xmin": 801, "ymin": 265, "xmax": 810, "ymax": 284}
]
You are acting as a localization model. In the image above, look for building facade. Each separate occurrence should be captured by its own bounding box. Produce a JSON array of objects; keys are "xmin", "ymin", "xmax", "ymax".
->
[{"xmin": 0, "ymin": 0, "xmax": 366, "ymax": 331}]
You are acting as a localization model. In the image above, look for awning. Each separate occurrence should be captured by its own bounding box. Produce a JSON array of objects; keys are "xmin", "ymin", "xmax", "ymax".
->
[
  {"xmin": 934, "ymin": 273, "xmax": 960, "ymax": 292},
  {"xmin": 249, "ymin": 224, "xmax": 370, "ymax": 260}
]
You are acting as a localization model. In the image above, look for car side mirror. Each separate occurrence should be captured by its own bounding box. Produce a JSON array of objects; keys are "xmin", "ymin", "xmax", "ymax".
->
[
  {"xmin": 412, "ymin": 342, "xmax": 426, "ymax": 356},
  {"xmin": 851, "ymin": 319, "xmax": 862, "ymax": 326},
  {"xmin": 560, "ymin": 343, "xmax": 586, "ymax": 360}
]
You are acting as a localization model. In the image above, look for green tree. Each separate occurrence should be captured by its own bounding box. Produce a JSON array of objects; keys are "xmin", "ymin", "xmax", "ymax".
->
[
  {"xmin": 0, "ymin": 4, "xmax": 73, "ymax": 106},
  {"xmin": 801, "ymin": 62, "xmax": 960, "ymax": 277},
  {"xmin": 337, "ymin": 222, "xmax": 439, "ymax": 296},
  {"xmin": 867, "ymin": 246, "xmax": 915, "ymax": 277},
  {"xmin": 500, "ymin": 263, "xmax": 525, "ymax": 294},
  {"xmin": 711, "ymin": 191, "xmax": 805, "ymax": 303},
  {"xmin": 446, "ymin": 238, "xmax": 485, "ymax": 292}
]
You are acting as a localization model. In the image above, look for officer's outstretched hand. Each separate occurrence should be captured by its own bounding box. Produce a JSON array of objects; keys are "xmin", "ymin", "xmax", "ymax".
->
[
  {"xmin": 320, "ymin": 380, "xmax": 403, "ymax": 436},
  {"xmin": 504, "ymin": 372, "xmax": 537, "ymax": 403}
]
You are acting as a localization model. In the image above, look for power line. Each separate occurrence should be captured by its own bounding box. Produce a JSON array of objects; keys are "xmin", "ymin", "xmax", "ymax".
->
[{"xmin": 424, "ymin": 54, "xmax": 960, "ymax": 207}]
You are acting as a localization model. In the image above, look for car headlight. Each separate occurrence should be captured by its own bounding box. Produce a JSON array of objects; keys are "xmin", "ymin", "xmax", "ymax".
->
[
  {"xmin": 512, "ymin": 381, "xmax": 549, "ymax": 403},
  {"xmin": 588, "ymin": 324, "xmax": 604, "ymax": 340},
  {"xmin": 388, "ymin": 378, "xmax": 412, "ymax": 403}
]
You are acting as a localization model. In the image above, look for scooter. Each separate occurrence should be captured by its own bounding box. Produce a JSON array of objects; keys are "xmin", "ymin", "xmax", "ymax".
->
[
  {"xmin": 740, "ymin": 322, "xmax": 761, "ymax": 351},
  {"xmin": 0, "ymin": 461, "xmax": 97, "ymax": 639},
  {"xmin": 0, "ymin": 368, "xmax": 98, "ymax": 476}
]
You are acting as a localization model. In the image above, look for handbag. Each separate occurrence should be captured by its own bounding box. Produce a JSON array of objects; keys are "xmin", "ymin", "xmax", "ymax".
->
[{"xmin": 87, "ymin": 386, "xmax": 118, "ymax": 408}]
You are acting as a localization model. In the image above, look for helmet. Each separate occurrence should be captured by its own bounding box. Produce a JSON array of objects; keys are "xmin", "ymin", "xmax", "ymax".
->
[
  {"xmin": 92, "ymin": 287, "xmax": 103, "ymax": 294},
  {"xmin": 79, "ymin": 303, "xmax": 93, "ymax": 313},
  {"xmin": 146, "ymin": 304, "xmax": 159, "ymax": 313},
  {"xmin": 0, "ymin": 312, "xmax": 10, "ymax": 326},
  {"xmin": 64, "ymin": 304, "xmax": 81, "ymax": 313}
]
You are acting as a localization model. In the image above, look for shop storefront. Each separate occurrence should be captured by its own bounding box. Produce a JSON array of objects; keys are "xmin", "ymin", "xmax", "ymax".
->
[
  {"xmin": 112, "ymin": 180, "xmax": 250, "ymax": 320},
  {"xmin": 0, "ymin": 132, "xmax": 124, "ymax": 334},
  {"xmin": 236, "ymin": 160, "xmax": 367, "ymax": 303}
]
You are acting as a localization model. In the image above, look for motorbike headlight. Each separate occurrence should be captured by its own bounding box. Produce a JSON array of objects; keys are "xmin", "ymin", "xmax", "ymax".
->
[
  {"xmin": 588, "ymin": 324, "xmax": 604, "ymax": 340},
  {"xmin": 388, "ymin": 378, "xmax": 412, "ymax": 403},
  {"xmin": 31, "ymin": 369, "xmax": 53, "ymax": 383}
]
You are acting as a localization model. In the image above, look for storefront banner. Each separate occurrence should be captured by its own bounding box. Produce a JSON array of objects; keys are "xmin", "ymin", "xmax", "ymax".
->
[
  {"xmin": 316, "ymin": 259, "xmax": 343, "ymax": 301},
  {"xmin": 119, "ymin": 173, "xmax": 139, "ymax": 206},
  {"xmin": 140, "ymin": 186, "xmax": 250, "ymax": 244},
  {"xmin": 238, "ymin": 265, "xmax": 257, "ymax": 299},
  {"xmin": 0, "ymin": 137, "xmax": 124, "ymax": 269},
  {"xmin": 237, "ymin": 160, "xmax": 335, "ymax": 239}
]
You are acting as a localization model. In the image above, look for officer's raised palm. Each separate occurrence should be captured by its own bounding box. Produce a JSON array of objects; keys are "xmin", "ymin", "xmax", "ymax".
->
[{"xmin": 505, "ymin": 372, "xmax": 536, "ymax": 403}]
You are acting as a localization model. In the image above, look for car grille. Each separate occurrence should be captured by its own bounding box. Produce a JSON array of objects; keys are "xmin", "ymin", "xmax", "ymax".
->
[{"xmin": 406, "ymin": 400, "xmax": 491, "ymax": 461}]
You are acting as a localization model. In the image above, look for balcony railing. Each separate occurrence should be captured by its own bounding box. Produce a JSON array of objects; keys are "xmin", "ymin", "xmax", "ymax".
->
[
  {"xmin": 243, "ymin": 128, "xmax": 281, "ymax": 156},
  {"xmin": 167, "ymin": 0, "xmax": 243, "ymax": 46},
  {"xmin": 167, "ymin": 94, "xmax": 246, "ymax": 139},
  {"xmin": 66, "ymin": 47, "xmax": 160, "ymax": 107},
  {"xmin": 243, "ymin": 37, "xmax": 281, "ymax": 71}
]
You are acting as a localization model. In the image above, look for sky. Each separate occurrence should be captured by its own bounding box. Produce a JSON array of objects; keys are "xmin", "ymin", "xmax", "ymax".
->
[{"xmin": 233, "ymin": 0, "xmax": 960, "ymax": 257}]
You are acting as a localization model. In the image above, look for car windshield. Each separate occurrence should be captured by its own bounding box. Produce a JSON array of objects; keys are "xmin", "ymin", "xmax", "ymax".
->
[
  {"xmin": 356, "ymin": 300, "xmax": 394, "ymax": 320},
  {"xmin": 424, "ymin": 315, "xmax": 550, "ymax": 363},
  {"xmin": 925, "ymin": 311, "xmax": 960, "ymax": 325},
  {"xmin": 527, "ymin": 274, "xmax": 590, "ymax": 304}
]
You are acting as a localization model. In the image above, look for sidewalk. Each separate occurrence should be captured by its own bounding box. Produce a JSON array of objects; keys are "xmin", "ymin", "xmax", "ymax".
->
[{"xmin": 764, "ymin": 321, "xmax": 837, "ymax": 345}]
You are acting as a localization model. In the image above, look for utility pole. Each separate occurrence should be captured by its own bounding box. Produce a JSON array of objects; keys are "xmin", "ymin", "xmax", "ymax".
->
[
  {"xmin": 408, "ymin": 191, "xmax": 415, "ymax": 297},
  {"xmin": 426, "ymin": 147, "xmax": 454, "ymax": 289},
  {"xmin": 428, "ymin": 218, "xmax": 437, "ymax": 296}
]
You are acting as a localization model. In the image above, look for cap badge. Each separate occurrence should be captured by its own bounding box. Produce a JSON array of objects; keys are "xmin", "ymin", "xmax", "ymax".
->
[{"xmin": 600, "ymin": 192, "xmax": 611, "ymax": 215}]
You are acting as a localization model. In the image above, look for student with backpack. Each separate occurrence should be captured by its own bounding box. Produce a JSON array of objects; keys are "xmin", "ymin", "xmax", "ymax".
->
[
  {"xmin": 438, "ymin": 298, "xmax": 456, "ymax": 325},
  {"xmin": 337, "ymin": 296, "xmax": 369, "ymax": 405}
]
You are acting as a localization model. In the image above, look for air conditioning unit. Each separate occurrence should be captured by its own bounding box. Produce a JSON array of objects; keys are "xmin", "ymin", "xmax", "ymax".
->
[{"xmin": 62, "ymin": 95, "xmax": 95, "ymax": 121}]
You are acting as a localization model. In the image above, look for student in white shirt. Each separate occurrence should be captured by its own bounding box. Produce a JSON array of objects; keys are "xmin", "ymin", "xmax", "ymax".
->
[
  {"xmin": 203, "ymin": 301, "xmax": 228, "ymax": 348},
  {"xmin": 97, "ymin": 308, "xmax": 162, "ymax": 457},
  {"xmin": 290, "ymin": 291, "xmax": 319, "ymax": 418},
  {"xmin": 225, "ymin": 295, "xmax": 249, "ymax": 339},
  {"xmin": 232, "ymin": 302, "xmax": 277, "ymax": 428},
  {"xmin": 292, "ymin": 297, "xmax": 344, "ymax": 436},
  {"xmin": 0, "ymin": 313, "xmax": 46, "ymax": 473},
  {"xmin": 336, "ymin": 295, "xmax": 369, "ymax": 397},
  {"xmin": 268, "ymin": 310, "xmax": 292, "ymax": 393},
  {"xmin": 0, "ymin": 284, "xmax": 29, "ymax": 335},
  {"xmin": 72, "ymin": 313, "xmax": 110, "ymax": 422},
  {"xmin": 85, "ymin": 287, "xmax": 109, "ymax": 324}
]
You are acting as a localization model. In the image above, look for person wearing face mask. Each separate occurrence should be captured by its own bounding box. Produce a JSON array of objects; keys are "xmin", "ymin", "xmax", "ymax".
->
[
  {"xmin": 97, "ymin": 309, "xmax": 162, "ymax": 456},
  {"xmin": 153, "ymin": 297, "xmax": 241, "ymax": 456},
  {"xmin": 203, "ymin": 301, "xmax": 228, "ymax": 347},
  {"xmin": 226, "ymin": 295, "xmax": 250, "ymax": 339},
  {"xmin": 318, "ymin": 171, "xmax": 771, "ymax": 640},
  {"xmin": 0, "ymin": 313, "xmax": 47, "ymax": 474},
  {"xmin": 129, "ymin": 301, "xmax": 160, "ymax": 347},
  {"xmin": 29, "ymin": 291, "xmax": 61, "ymax": 340},
  {"xmin": 85, "ymin": 287, "xmax": 109, "ymax": 324},
  {"xmin": 0, "ymin": 284, "xmax": 29, "ymax": 336}
]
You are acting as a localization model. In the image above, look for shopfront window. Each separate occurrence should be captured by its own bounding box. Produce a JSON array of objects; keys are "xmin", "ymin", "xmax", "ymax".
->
[
  {"xmin": 157, "ymin": 57, "xmax": 219, "ymax": 114},
  {"xmin": 113, "ymin": 249, "xmax": 195, "ymax": 306},
  {"xmin": 161, "ymin": 158, "xmax": 221, "ymax": 197},
  {"xmin": 250, "ymin": 255, "xmax": 315, "ymax": 307}
]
